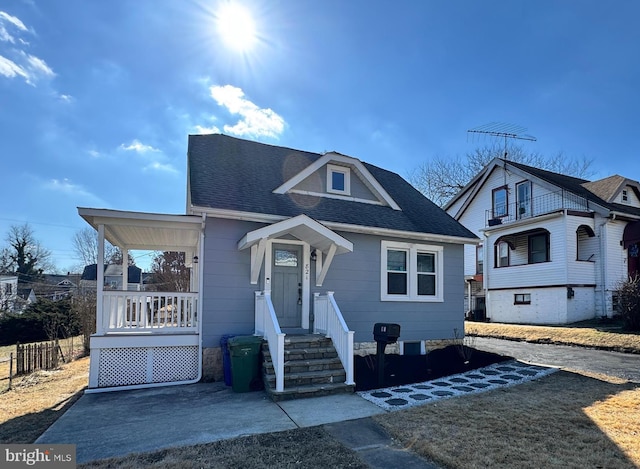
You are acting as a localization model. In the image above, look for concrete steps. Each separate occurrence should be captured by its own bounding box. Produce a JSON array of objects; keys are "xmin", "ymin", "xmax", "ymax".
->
[{"xmin": 262, "ymin": 334, "xmax": 354, "ymax": 401}]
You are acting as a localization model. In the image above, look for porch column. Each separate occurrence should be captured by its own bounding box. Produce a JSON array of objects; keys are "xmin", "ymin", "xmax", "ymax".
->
[
  {"xmin": 120, "ymin": 247, "xmax": 128, "ymax": 290},
  {"xmin": 96, "ymin": 224, "xmax": 105, "ymax": 335}
]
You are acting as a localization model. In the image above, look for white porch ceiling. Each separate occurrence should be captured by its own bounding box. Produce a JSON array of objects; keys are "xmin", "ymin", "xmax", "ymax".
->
[{"xmin": 78, "ymin": 207, "xmax": 201, "ymax": 251}]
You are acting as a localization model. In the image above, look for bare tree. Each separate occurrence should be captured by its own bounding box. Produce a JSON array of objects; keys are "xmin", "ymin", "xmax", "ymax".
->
[
  {"xmin": 147, "ymin": 252, "xmax": 190, "ymax": 292},
  {"xmin": 409, "ymin": 144, "xmax": 594, "ymax": 207},
  {"xmin": 72, "ymin": 228, "xmax": 128, "ymax": 266},
  {"xmin": 0, "ymin": 224, "xmax": 55, "ymax": 283}
]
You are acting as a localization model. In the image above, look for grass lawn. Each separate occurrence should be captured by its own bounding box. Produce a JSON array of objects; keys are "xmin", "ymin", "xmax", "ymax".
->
[
  {"xmin": 1, "ymin": 324, "xmax": 639, "ymax": 468},
  {"xmin": 466, "ymin": 320, "xmax": 640, "ymax": 354},
  {"xmin": 0, "ymin": 336, "xmax": 85, "ymax": 392},
  {"xmin": 375, "ymin": 371, "xmax": 640, "ymax": 468}
]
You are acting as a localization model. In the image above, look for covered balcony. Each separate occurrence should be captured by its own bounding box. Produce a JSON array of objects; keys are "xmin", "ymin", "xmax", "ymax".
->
[{"xmin": 78, "ymin": 208, "xmax": 203, "ymax": 392}]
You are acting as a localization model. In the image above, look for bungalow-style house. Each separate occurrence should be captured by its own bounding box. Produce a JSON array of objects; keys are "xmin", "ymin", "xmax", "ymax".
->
[
  {"xmin": 80, "ymin": 264, "xmax": 144, "ymax": 292},
  {"xmin": 445, "ymin": 158, "xmax": 640, "ymax": 325},
  {"xmin": 78, "ymin": 134, "xmax": 477, "ymax": 397}
]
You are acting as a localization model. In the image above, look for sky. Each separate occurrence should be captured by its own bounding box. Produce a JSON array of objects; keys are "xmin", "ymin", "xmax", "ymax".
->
[{"xmin": 1, "ymin": 0, "xmax": 639, "ymax": 273}]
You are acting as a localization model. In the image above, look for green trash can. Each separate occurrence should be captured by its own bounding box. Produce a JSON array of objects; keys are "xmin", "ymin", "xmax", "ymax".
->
[{"xmin": 227, "ymin": 335, "xmax": 263, "ymax": 393}]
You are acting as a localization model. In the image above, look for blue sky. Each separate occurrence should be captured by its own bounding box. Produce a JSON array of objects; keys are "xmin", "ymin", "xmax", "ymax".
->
[{"xmin": 1, "ymin": 1, "xmax": 639, "ymax": 272}]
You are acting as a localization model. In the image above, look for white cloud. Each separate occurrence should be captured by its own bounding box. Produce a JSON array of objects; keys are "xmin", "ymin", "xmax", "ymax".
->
[
  {"xmin": 59, "ymin": 94, "xmax": 73, "ymax": 102},
  {"xmin": 194, "ymin": 124, "xmax": 221, "ymax": 134},
  {"xmin": 118, "ymin": 140, "xmax": 178, "ymax": 174},
  {"xmin": 209, "ymin": 85, "xmax": 285, "ymax": 138},
  {"xmin": 0, "ymin": 11, "xmax": 27, "ymax": 43},
  {"xmin": 119, "ymin": 139, "xmax": 160, "ymax": 153},
  {"xmin": 0, "ymin": 54, "xmax": 28, "ymax": 79},
  {"xmin": 0, "ymin": 11, "xmax": 54, "ymax": 85},
  {"xmin": 87, "ymin": 149, "xmax": 100, "ymax": 158},
  {"xmin": 45, "ymin": 178, "xmax": 93, "ymax": 197},
  {"xmin": 144, "ymin": 162, "xmax": 178, "ymax": 173},
  {"xmin": 23, "ymin": 52, "xmax": 54, "ymax": 77}
]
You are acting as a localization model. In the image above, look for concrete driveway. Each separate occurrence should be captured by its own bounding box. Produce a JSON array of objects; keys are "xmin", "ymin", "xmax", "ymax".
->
[{"xmin": 474, "ymin": 337, "xmax": 640, "ymax": 382}]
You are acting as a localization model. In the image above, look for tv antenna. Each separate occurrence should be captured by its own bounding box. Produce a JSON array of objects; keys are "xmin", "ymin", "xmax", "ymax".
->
[{"xmin": 467, "ymin": 122, "xmax": 536, "ymax": 160}]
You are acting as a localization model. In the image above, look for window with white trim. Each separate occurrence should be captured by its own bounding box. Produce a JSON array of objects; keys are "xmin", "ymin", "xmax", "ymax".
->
[
  {"xmin": 327, "ymin": 164, "xmax": 350, "ymax": 195},
  {"xmin": 381, "ymin": 241, "xmax": 443, "ymax": 302}
]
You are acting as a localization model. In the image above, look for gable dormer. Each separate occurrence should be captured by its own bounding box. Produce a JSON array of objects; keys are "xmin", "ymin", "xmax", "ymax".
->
[
  {"xmin": 273, "ymin": 152, "xmax": 401, "ymax": 210},
  {"xmin": 583, "ymin": 175, "xmax": 640, "ymax": 208}
]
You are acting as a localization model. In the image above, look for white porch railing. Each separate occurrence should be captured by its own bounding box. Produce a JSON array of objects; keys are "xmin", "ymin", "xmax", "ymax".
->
[
  {"xmin": 255, "ymin": 291, "xmax": 285, "ymax": 392},
  {"xmin": 313, "ymin": 292, "xmax": 354, "ymax": 385},
  {"xmin": 101, "ymin": 291, "xmax": 198, "ymax": 334}
]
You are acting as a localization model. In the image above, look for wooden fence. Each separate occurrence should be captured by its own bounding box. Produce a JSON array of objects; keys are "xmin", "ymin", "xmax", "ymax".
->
[{"xmin": 15, "ymin": 340, "xmax": 64, "ymax": 375}]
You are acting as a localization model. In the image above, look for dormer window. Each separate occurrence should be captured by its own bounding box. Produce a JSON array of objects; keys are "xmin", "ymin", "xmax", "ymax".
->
[{"xmin": 327, "ymin": 164, "xmax": 350, "ymax": 195}]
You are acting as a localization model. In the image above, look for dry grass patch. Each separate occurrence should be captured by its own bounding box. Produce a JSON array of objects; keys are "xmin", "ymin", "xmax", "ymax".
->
[
  {"xmin": 0, "ymin": 356, "xmax": 89, "ymax": 444},
  {"xmin": 375, "ymin": 371, "xmax": 640, "ymax": 469},
  {"xmin": 466, "ymin": 321, "xmax": 640, "ymax": 354},
  {"xmin": 78, "ymin": 427, "xmax": 368, "ymax": 469},
  {"xmin": 0, "ymin": 336, "xmax": 85, "ymax": 392}
]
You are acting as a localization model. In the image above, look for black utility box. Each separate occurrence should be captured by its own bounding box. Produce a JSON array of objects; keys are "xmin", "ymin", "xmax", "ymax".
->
[{"xmin": 373, "ymin": 323, "xmax": 401, "ymax": 344}]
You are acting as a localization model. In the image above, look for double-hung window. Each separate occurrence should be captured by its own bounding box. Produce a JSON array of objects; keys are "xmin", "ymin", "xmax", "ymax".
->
[{"xmin": 381, "ymin": 241, "xmax": 443, "ymax": 302}]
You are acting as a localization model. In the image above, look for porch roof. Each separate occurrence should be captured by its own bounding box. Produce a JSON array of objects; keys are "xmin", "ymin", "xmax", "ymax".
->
[
  {"xmin": 237, "ymin": 214, "xmax": 353, "ymax": 254},
  {"xmin": 78, "ymin": 208, "xmax": 202, "ymax": 251}
]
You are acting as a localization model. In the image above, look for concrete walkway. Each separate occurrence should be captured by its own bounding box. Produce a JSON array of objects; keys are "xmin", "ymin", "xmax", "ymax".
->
[
  {"xmin": 37, "ymin": 338, "xmax": 633, "ymax": 466},
  {"xmin": 36, "ymin": 382, "xmax": 390, "ymax": 464}
]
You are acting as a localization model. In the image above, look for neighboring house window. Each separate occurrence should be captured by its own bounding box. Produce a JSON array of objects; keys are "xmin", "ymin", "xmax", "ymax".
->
[
  {"xmin": 514, "ymin": 293, "xmax": 531, "ymax": 305},
  {"xmin": 529, "ymin": 232, "xmax": 550, "ymax": 263},
  {"xmin": 381, "ymin": 241, "xmax": 443, "ymax": 302},
  {"xmin": 5, "ymin": 283, "xmax": 12, "ymax": 295},
  {"xmin": 476, "ymin": 245, "xmax": 484, "ymax": 274},
  {"xmin": 327, "ymin": 164, "xmax": 351, "ymax": 195},
  {"xmin": 516, "ymin": 181, "xmax": 532, "ymax": 219},
  {"xmin": 576, "ymin": 225, "xmax": 596, "ymax": 261},
  {"xmin": 495, "ymin": 241, "xmax": 510, "ymax": 267},
  {"xmin": 492, "ymin": 186, "xmax": 508, "ymax": 218},
  {"xmin": 622, "ymin": 189, "xmax": 628, "ymax": 202}
]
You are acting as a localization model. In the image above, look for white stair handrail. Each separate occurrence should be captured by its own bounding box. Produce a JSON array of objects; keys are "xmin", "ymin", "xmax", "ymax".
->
[
  {"xmin": 313, "ymin": 292, "xmax": 354, "ymax": 385},
  {"xmin": 255, "ymin": 291, "xmax": 285, "ymax": 392}
]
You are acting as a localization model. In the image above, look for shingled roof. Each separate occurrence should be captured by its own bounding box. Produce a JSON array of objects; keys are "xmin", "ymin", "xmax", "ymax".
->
[
  {"xmin": 187, "ymin": 134, "xmax": 477, "ymax": 241},
  {"xmin": 504, "ymin": 160, "xmax": 640, "ymax": 218}
]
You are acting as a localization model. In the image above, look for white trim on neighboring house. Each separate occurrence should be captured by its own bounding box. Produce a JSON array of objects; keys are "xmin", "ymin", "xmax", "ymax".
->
[
  {"xmin": 380, "ymin": 240, "xmax": 444, "ymax": 302},
  {"xmin": 272, "ymin": 152, "xmax": 402, "ymax": 210}
]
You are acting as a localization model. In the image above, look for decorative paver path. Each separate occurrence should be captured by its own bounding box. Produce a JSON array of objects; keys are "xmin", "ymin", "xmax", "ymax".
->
[{"xmin": 357, "ymin": 360, "xmax": 557, "ymax": 411}]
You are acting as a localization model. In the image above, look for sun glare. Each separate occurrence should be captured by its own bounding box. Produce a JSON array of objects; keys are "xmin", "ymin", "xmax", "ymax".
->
[{"xmin": 217, "ymin": 3, "xmax": 257, "ymax": 52}]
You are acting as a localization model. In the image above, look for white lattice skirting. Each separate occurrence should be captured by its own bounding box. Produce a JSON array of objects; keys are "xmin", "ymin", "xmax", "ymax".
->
[{"xmin": 88, "ymin": 335, "xmax": 201, "ymax": 392}]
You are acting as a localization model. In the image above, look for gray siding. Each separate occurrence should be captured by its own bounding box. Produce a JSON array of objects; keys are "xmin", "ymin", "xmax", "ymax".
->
[
  {"xmin": 201, "ymin": 218, "xmax": 465, "ymax": 347},
  {"xmin": 201, "ymin": 218, "xmax": 267, "ymax": 348},
  {"xmin": 316, "ymin": 232, "xmax": 465, "ymax": 342},
  {"xmin": 294, "ymin": 164, "xmax": 378, "ymax": 201}
]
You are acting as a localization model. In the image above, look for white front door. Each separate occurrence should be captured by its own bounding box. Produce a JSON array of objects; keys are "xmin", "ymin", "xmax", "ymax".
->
[{"xmin": 271, "ymin": 243, "xmax": 303, "ymax": 328}]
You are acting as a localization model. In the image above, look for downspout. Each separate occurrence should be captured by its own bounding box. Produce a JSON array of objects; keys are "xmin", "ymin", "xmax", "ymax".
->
[
  {"xmin": 483, "ymin": 231, "xmax": 490, "ymax": 321},
  {"xmin": 598, "ymin": 214, "xmax": 615, "ymax": 318},
  {"xmin": 197, "ymin": 212, "xmax": 206, "ymax": 382}
]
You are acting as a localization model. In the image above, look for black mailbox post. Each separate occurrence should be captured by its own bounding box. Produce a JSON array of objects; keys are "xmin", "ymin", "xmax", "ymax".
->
[{"xmin": 373, "ymin": 323, "xmax": 401, "ymax": 387}]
